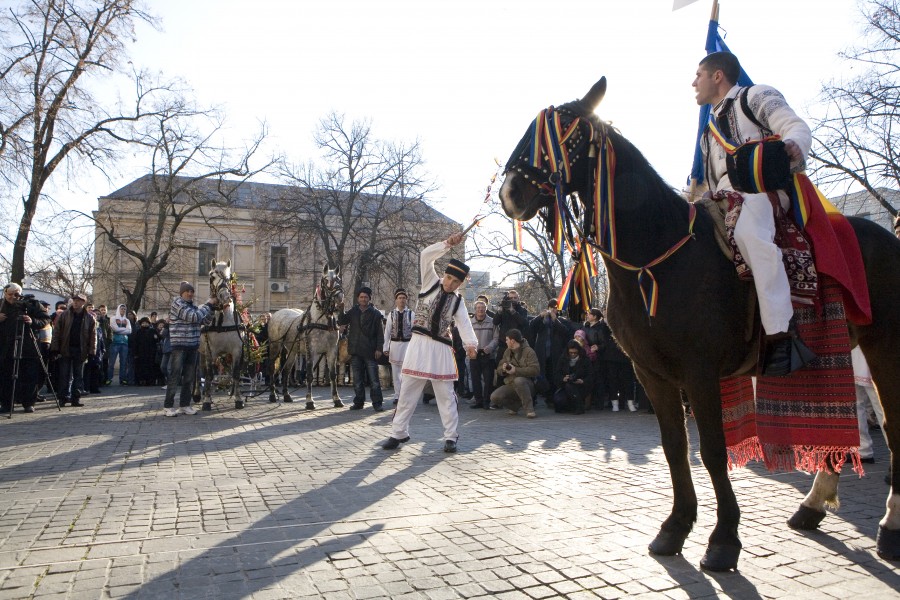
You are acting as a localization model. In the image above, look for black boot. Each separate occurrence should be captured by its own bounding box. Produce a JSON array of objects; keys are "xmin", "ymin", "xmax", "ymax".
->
[{"xmin": 761, "ymin": 317, "xmax": 816, "ymax": 377}]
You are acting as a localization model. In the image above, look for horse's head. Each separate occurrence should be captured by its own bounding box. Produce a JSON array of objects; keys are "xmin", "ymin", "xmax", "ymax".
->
[
  {"xmin": 318, "ymin": 264, "xmax": 344, "ymax": 312},
  {"xmin": 499, "ymin": 77, "xmax": 608, "ymax": 222},
  {"xmin": 208, "ymin": 259, "xmax": 233, "ymax": 307}
]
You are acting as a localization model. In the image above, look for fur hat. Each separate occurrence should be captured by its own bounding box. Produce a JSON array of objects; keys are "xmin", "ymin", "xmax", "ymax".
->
[
  {"xmin": 179, "ymin": 281, "xmax": 195, "ymax": 294},
  {"xmin": 445, "ymin": 258, "xmax": 470, "ymax": 281},
  {"xmin": 357, "ymin": 286, "xmax": 372, "ymax": 298},
  {"xmin": 71, "ymin": 292, "xmax": 87, "ymax": 301},
  {"xmin": 394, "ymin": 288, "xmax": 408, "ymax": 299}
]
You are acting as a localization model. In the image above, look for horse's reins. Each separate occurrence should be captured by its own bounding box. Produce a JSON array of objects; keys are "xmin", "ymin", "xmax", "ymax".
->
[{"xmin": 512, "ymin": 105, "xmax": 697, "ymax": 317}]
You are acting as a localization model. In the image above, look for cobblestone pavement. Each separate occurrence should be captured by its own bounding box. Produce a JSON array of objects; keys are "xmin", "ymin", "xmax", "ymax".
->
[{"xmin": 0, "ymin": 384, "xmax": 897, "ymax": 599}]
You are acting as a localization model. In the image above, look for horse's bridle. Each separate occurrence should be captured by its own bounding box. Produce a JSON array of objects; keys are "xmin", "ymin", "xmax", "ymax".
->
[
  {"xmin": 209, "ymin": 267, "xmax": 233, "ymax": 309},
  {"xmin": 302, "ymin": 271, "xmax": 343, "ymax": 332}
]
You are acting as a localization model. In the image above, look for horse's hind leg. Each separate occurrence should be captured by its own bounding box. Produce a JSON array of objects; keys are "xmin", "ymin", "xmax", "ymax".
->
[
  {"xmin": 639, "ymin": 367, "xmax": 698, "ymax": 559},
  {"xmin": 788, "ymin": 470, "xmax": 839, "ymax": 530},
  {"xmin": 232, "ymin": 361, "xmax": 244, "ymax": 410},
  {"xmin": 684, "ymin": 375, "xmax": 742, "ymax": 571},
  {"xmin": 863, "ymin": 341, "xmax": 900, "ymax": 560},
  {"xmin": 200, "ymin": 358, "xmax": 214, "ymax": 412},
  {"xmin": 304, "ymin": 350, "xmax": 316, "ymax": 410}
]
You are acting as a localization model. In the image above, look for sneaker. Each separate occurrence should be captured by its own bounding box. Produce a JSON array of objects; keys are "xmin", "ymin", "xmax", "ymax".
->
[
  {"xmin": 104, "ymin": 380, "xmax": 112, "ymax": 386},
  {"xmin": 179, "ymin": 405, "xmax": 198, "ymax": 415},
  {"xmin": 161, "ymin": 385, "xmax": 167, "ymax": 390},
  {"xmin": 443, "ymin": 440, "xmax": 457, "ymax": 453},
  {"xmin": 164, "ymin": 408, "xmax": 178, "ymax": 417},
  {"xmin": 506, "ymin": 409, "xmax": 517, "ymax": 416},
  {"xmin": 526, "ymin": 412, "xmax": 536, "ymax": 419}
]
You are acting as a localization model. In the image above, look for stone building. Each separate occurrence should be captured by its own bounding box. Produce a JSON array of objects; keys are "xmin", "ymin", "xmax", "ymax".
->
[
  {"xmin": 831, "ymin": 187, "xmax": 898, "ymax": 232},
  {"xmin": 92, "ymin": 175, "xmax": 460, "ymax": 314}
]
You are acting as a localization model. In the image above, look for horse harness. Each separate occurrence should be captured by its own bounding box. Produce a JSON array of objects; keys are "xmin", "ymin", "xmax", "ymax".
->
[{"xmin": 504, "ymin": 102, "xmax": 697, "ymax": 317}]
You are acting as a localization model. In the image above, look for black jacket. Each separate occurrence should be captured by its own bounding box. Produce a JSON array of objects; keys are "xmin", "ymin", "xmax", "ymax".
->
[{"xmin": 338, "ymin": 304, "xmax": 384, "ymax": 359}]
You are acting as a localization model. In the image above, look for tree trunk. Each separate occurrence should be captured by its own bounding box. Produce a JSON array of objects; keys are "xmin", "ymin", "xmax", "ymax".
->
[{"xmin": 10, "ymin": 188, "xmax": 41, "ymax": 283}]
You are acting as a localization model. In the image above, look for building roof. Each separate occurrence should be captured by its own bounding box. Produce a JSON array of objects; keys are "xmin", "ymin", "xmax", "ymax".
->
[{"xmin": 101, "ymin": 174, "xmax": 458, "ymax": 225}]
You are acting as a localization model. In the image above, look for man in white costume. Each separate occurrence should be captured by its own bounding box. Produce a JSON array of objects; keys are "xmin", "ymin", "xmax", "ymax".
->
[
  {"xmin": 383, "ymin": 288, "xmax": 414, "ymax": 405},
  {"xmin": 383, "ymin": 232, "xmax": 478, "ymax": 453},
  {"xmin": 695, "ymin": 50, "xmax": 813, "ymax": 376}
]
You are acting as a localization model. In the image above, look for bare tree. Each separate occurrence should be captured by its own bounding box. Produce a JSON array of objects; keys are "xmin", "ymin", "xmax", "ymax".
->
[
  {"xmin": 810, "ymin": 0, "xmax": 900, "ymax": 216},
  {"xmin": 468, "ymin": 208, "xmax": 610, "ymax": 315},
  {"xmin": 258, "ymin": 112, "xmax": 445, "ymax": 294},
  {"xmin": 26, "ymin": 213, "xmax": 94, "ymax": 297},
  {"xmin": 0, "ymin": 0, "xmax": 176, "ymax": 283},
  {"xmin": 71, "ymin": 97, "xmax": 273, "ymax": 312}
]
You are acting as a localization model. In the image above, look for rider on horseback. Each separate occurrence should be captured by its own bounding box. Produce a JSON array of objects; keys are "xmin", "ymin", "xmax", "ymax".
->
[{"xmin": 694, "ymin": 51, "xmax": 814, "ymax": 376}]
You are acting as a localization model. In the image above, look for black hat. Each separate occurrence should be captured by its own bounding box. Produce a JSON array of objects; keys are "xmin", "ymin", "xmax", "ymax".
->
[
  {"xmin": 394, "ymin": 288, "xmax": 408, "ymax": 299},
  {"xmin": 445, "ymin": 258, "xmax": 470, "ymax": 281},
  {"xmin": 72, "ymin": 292, "xmax": 87, "ymax": 301},
  {"xmin": 357, "ymin": 286, "xmax": 372, "ymax": 298}
]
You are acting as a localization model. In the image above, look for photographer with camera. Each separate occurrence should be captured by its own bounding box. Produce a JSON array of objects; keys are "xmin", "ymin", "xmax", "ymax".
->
[
  {"xmin": 489, "ymin": 329, "xmax": 540, "ymax": 418},
  {"xmin": 50, "ymin": 293, "xmax": 98, "ymax": 407},
  {"xmin": 0, "ymin": 283, "xmax": 52, "ymax": 414},
  {"xmin": 467, "ymin": 300, "xmax": 498, "ymax": 409},
  {"xmin": 493, "ymin": 289, "xmax": 529, "ymax": 363}
]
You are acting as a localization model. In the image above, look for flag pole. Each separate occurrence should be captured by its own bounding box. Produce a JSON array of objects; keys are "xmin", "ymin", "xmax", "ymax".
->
[{"xmin": 711, "ymin": 0, "xmax": 719, "ymax": 21}]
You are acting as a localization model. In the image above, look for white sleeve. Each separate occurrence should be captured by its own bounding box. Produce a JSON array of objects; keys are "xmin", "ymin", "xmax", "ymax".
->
[
  {"xmin": 419, "ymin": 241, "xmax": 449, "ymax": 290},
  {"xmin": 383, "ymin": 311, "xmax": 393, "ymax": 353},
  {"xmin": 453, "ymin": 299, "xmax": 478, "ymax": 349},
  {"xmin": 749, "ymin": 85, "xmax": 812, "ymax": 169}
]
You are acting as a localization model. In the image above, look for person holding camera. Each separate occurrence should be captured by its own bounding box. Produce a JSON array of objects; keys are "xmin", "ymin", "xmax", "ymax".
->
[
  {"xmin": 528, "ymin": 299, "xmax": 574, "ymax": 405},
  {"xmin": 0, "ymin": 284, "xmax": 52, "ymax": 413},
  {"xmin": 493, "ymin": 289, "xmax": 529, "ymax": 362},
  {"xmin": 489, "ymin": 329, "xmax": 540, "ymax": 418},
  {"xmin": 50, "ymin": 293, "xmax": 98, "ymax": 407},
  {"xmin": 468, "ymin": 300, "xmax": 498, "ymax": 409}
]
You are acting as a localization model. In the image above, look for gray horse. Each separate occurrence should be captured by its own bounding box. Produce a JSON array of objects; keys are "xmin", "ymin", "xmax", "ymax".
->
[
  {"xmin": 266, "ymin": 265, "xmax": 346, "ymax": 410},
  {"xmin": 197, "ymin": 260, "xmax": 246, "ymax": 410}
]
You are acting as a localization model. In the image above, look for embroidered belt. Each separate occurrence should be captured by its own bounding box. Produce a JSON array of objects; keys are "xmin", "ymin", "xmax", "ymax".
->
[{"xmin": 412, "ymin": 326, "xmax": 452, "ymax": 346}]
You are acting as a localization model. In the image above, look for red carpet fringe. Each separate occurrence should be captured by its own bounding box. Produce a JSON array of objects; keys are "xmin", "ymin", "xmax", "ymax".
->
[{"xmin": 721, "ymin": 276, "xmax": 862, "ymax": 476}]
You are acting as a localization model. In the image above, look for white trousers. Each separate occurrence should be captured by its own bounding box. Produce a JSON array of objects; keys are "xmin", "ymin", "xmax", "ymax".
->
[
  {"xmin": 391, "ymin": 376, "xmax": 459, "ymax": 442},
  {"xmin": 733, "ymin": 191, "xmax": 794, "ymax": 334},
  {"xmin": 855, "ymin": 384, "xmax": 887, "ymax": 459},
  {"xmin": 390, "ymin": 363, "xmax": 404, "ymax": 399}
]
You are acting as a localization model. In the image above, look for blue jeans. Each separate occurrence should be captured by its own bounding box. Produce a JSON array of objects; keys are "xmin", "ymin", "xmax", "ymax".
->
[
  {"xmin": 107, "ymin": 343, "xmax": 128, "ymax": 383},
  {"xmin": 164, "ymin": 347, "xmax": 198, "ymax": 408},
  {"xmin": 57, "ymin": 354, "xmax": 86, "ymax": 401},
  {"xmin": 351, "ymin": 355, "xmax": 383, "ymax": 407}
]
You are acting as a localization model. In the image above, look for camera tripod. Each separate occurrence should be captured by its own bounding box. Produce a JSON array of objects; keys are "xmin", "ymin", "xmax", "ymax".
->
[{"xmin": 6, "ymin": 316, "xmax": 60, "ymax": 419}]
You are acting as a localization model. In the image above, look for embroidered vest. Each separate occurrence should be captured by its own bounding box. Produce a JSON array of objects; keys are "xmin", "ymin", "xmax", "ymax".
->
[
  {"xmin": 390, "ymin": 308, "xmax": 413, "ymax": 342},
  {"xmin": 412, "ymin": 281, "xmax": 462, "ymax": 346}
]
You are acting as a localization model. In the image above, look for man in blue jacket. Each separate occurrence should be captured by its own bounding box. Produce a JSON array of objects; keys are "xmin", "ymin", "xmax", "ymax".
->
[{"xmin": 163, "ymin": 282, "xmax": 218, "ymax": 417}]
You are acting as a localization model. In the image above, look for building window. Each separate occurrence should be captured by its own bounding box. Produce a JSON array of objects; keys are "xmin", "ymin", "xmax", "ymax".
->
[
  {"xmin": 198, "ymin": 242, "xmax": 218, "ymax": 275},
  {"xmin": 270, "ymin": 246, "xmax": 288, "ymax": 279}
]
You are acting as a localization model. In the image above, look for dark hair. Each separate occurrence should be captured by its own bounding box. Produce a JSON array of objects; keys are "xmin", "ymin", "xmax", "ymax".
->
[
  {"xmin": 505, "ymin": 328, "xmax": 524, "ymax": 343},
  {"xmin": 567, "ymin": 340, "xmax": 584, "ymax": 354},
  {"xmin": 589, "ymin": 308, "xmax": 604, "ymax": 319},
  {"xmin": 699, "ymin": 51, "xmax": 741, "ymax": 85}
]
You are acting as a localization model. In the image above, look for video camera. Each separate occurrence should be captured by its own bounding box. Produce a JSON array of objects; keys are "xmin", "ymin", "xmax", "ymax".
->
[
  {"xmin": 12, "ymin": 294, "xmax": 45, "ymax": 318},
  {"xmin": 499, "ymin": 292, "xmax": 520, "ymax": 311}
]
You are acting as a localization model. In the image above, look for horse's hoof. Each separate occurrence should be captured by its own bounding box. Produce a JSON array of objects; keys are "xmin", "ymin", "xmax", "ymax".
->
[
  {"xmin": 284, "ymin": 397, "xmax": 293, "ymax": 403},
  {"xmin": 787, "ymin": 505, "xmax": 827, "ymax": 530},
  {"xmin": 700, "ymin": 544, "xmax": 741, "ymax": 572},
  {"xmin": 305, "ymin": 402, "xmax": 316, "ymax": 411},
  {"xmin": 648, "ymin": 529, "xmax": 689, "ymax": 556},
  {"xmin": 201, "ymin": 402, "xmax": 212, "ymax": 412},
  {"xmin": 235, "ymin": 400, "xmax": 245, "ymax": 409},
  {"xmin": 269, "ymin": 396, "xmax": 277, "ymax": 403},
  {"xmin": 876, "ymin": 526, "xmax": 900, "ymax": 561},
  {"xmin": 333, "ymin": 399, "xmax": 345, "ymax": 408}
]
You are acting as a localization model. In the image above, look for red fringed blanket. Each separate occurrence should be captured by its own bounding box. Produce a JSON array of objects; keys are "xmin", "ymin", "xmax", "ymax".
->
[{"xmin": 721, "ymin": 276, "xmax": 862, "ymax": 475}]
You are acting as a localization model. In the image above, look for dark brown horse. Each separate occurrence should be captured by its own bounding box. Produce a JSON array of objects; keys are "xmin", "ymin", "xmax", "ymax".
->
[{"xmin": 498, "ymin": 77, "xmax": 900, "ymax": 571}]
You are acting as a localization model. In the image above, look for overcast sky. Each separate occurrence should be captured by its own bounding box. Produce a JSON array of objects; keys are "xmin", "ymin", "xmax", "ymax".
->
[{"xmin": 42, "ymin": 0, "xmax": 866, "ymax": 275}]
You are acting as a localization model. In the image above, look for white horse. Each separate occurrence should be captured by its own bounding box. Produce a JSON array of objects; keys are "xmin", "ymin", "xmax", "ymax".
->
[
  {"xmin": 266, "ymin": 265, "xmax": 346, "ymax": 410},
  {"xmin": 197, "ymin": 260, "xmax": 247, "ymax": 410}
]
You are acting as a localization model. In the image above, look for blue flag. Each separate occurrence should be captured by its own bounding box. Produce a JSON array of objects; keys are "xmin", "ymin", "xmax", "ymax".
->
[{"xmin": 689, "ymin": 19, "xmax": 753, "ymax": 185}]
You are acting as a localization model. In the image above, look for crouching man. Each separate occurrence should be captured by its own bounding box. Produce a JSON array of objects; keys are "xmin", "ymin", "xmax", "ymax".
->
[
  {"xmin": 382, "ymin": 232, "xmax": 478, "ymax": 453},
  {"xmin": 490, "ymin": 329, "xmax": 540, "ymax": 418}
]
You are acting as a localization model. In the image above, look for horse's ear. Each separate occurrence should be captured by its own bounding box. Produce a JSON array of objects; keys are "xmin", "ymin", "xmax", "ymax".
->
[
  {"xmin": 322, "ymin": 263, "xmax": 328, "ymax": 276},
  {"xmin": 226, "ymin": 260, "xmax": 231, "ymax": 269},
  {"xmin": 582, "ymin": 76, "xmax": 607, "ymax": 112},
  {"xmin": 335, "ymin": 265, "xmax": 341, "ymax": 277},
  {"xmin": 210, "ymin": 258, "xmax": 217, "ymax": 270}
]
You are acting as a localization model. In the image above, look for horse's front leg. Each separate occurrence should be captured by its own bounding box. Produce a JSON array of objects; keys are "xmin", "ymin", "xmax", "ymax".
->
[
  {"xmin": 638, "ymin": 366, "xmax": 698, "ymax": 558},
  {"xmin": 200, "ymin": 356, "xmax": 215, "ymax": 412},
  {"xmin": 330, "ymin": 351, "xmax": 344, "ymax": 408},
  {"xmin": 684, "ymin": 376, "xmax": 742, "ymax": 571},
  {"xmin": 231, "ymin": 357, "xmax": 245, "ymax": 409},
  {"xmin": 304, "ymin": 350, "xmax": 316, "ymax": 410}
]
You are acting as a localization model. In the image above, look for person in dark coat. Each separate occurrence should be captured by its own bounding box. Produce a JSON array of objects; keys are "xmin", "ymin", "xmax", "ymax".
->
[
  {"xmin": 528, "ymin": 299, "xmax": 573, "ymax": 403},
  {"xmin": 0, "ymin": 284, "xmax": 51, "ymax": 413},
  {"xmin": 596, "ymin": 313, "xmax": 635, "ymax": 412},
  {"xmin": 582, "ymin": 308, "xmax": 609, "ymax": 409},
  {"xmin": 492, "ymin": 290, "xmax": 529, "ymax": 364},
  {"xmin": 337, "ymin": 287, "xmax": 385, "ymax": 411},
  {"xmin": 552, "ymin": 340, "xmax": 592, "ymax": 414},
  {"xmin": 132, "ymin": 317, "xmax": 159, "ymax": 385}
]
